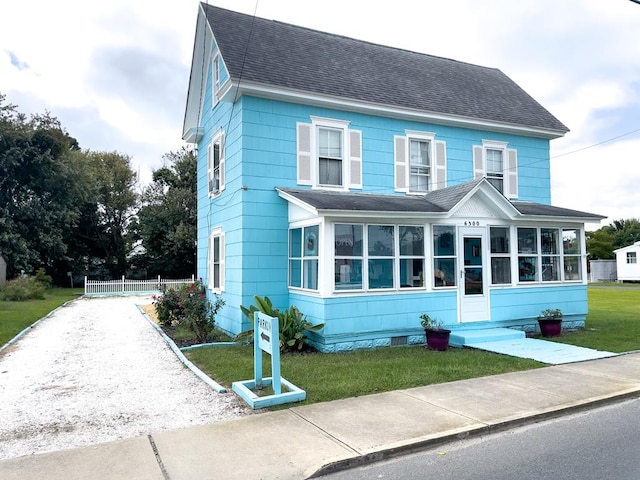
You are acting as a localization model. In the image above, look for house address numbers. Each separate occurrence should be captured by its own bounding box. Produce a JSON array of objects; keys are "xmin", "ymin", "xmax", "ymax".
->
[{"xmin": 463, "ymin": 220, "xmax": 482, "ymax": 226}]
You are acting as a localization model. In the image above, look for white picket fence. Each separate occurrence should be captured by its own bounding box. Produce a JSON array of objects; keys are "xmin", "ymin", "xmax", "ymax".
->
[{"xmin": 84, "ymin": 275, "xmax": 195, "ymax": 295}]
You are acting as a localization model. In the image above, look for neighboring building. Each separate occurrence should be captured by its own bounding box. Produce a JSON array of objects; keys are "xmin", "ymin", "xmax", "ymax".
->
[
  {"xmin": 183, "ymin": 4, "xmax": 605, "ymax": 351},
  {"xmin": 589, "ymin": 259, "xmax": 617, "ymax": 283},
  {"xmin": 614, "ymin": 242, "xmax": 640, "ymax": 282}
]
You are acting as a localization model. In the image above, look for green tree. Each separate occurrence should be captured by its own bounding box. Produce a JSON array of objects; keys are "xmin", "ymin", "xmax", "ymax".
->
[
  {"xmin": 136, "ymin": 147, "xmax": 196, "ymax": 278},
  {"xmin": 586, "ymin": 218, "xmax": 640, "ymax": 260},
  {"xmin": 0, "ymin": 94, "xmax": 82, "ymax": 282},
  {"xmin": 84, "ymin": 151, "xmax": 139, "ymax": 278}
]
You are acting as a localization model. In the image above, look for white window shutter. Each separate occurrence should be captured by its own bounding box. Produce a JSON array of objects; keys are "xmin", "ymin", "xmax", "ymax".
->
[
  {"xmin": 394, "ymin": 135, "xmax": 408, "ymax": 192},
  {"xmin": 506, "ymin": 148, "xmax": 518, "ymax": 199},
  {"xmin": 207, "ymin": 143, "xmax": 214, "ymax": 195},
  {"xmin": 348, "ymin": 129, "xmax": 362, "ymax": 189},
  {"xmin": 473, "ymin": 145, "xmax": 484, "ymax": 179},
  {"xmin": 219, "ymin": 232, "xmax": 225, "ymax": 291},
  {"xmin": 296, "ymin": 123, "xmax": 312, "ymax": 185},
  {"xmin": 434, "ymin": 141, "xmax": 447, "ymax": 191},
  {"xmin": 207, "ymin": 233, "xmax": 214, "ymax": 290},
  {"xmin": 219, "ymin": 133, "xmax": 226, "ymax": 192}
]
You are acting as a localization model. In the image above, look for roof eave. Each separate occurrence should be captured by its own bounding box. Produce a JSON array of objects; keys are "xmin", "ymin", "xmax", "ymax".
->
[{"xmin": 225, "ymin": 80, "xmax": 568, "ymax": 139}]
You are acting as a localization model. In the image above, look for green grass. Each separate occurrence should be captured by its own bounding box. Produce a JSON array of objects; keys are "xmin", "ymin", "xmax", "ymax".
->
[
  {"xmin": 186, "ymin": 346, "xmax": 543, "ymax": 407},
  {"xmin": 187, "ymin": 286, "xmax": 640, "ymax": 407},
  {"xmin": 543, "ymin": 287, "xmax": 640, "ymax": 353},
  {"xmin": 0, "ymin": 288, "xmax": 83, "ymax": 346}
]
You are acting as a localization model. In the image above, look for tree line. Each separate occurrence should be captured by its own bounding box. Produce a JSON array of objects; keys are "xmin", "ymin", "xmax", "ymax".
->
[{"xmin": 0, "ymin": 94, "xmax": 196, "ymax": 285}]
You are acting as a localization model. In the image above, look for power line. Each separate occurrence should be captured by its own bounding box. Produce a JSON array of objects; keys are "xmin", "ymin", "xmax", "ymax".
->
[{"xmin": 550, "ymin": 127, "xmax": 640, "ymax": 160}]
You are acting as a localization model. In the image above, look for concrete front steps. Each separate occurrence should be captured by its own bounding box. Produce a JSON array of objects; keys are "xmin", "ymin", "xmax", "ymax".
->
[{"xmin": 449, "ymin": 327, "xmax": 618, "ymax": 365}]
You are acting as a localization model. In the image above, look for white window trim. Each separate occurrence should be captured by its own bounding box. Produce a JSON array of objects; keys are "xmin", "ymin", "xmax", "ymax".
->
[
  {"xmin": 208, "ymin": 226, "xmax": 225, "ymax": 293},
  {"xmin": 475, "ymin": 140, "xmax": 518, "ymax": 199},
  {"xmin": 405, "ymin": 131, "xmax": 436, "ymax": 194},
  {"xmin": 310, "ymin": 116, "xmax": 350, "ymax": 191},
  {"xmin": 208, "ymin": 128, "xmax": 225, "ymax": 197}
]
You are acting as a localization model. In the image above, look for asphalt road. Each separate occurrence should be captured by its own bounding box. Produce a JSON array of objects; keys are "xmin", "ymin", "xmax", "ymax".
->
[{"xmin": 323, "ymin": 398, "xmax": 640, "ymax": 480}]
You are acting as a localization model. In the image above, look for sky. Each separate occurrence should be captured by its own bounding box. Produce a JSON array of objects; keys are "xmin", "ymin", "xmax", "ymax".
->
[{"xmin": 2, "ymin": 0, "xmax": 639, "ymax": 230}]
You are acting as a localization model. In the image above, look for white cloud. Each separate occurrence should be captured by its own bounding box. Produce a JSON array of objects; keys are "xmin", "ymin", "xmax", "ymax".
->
[{"xmin": 1, "ymin": 0, "xmax": 639, "ymax": 228}]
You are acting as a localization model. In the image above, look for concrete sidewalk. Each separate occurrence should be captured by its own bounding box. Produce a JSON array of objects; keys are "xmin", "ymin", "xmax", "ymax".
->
[{"xmin": 2, "ymin": 353, "xmax": 640, "ymax": 480}]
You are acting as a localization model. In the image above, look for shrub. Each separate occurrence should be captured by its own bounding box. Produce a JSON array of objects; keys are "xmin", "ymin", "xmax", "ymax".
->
[
  {"xmin": 239, "ymin": 295, "xmax": 324, "ymax": 352},
  {"xmin": 153, "ymin": 280, "xmax": 225, "ymax": 343},
  {"xmin": 0, "ymin": 276, "xmax": 46, "ymax": 301},
  {"xmin": 34, "ymin": 268, "xmax": 53, "ymax": 289}
]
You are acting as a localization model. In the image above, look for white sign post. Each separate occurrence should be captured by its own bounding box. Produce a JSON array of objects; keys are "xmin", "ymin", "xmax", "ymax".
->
[{"xmin": 232, "ymin": 312, "xmax": 306, "ymax": 409}]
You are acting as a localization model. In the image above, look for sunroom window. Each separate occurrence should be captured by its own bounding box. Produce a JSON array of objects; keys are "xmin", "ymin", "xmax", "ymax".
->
[
  {"xmin": 517, "ymin": 227, "xmax": 583, "ymax": 283},
  {"xmin": 433, "ymin": 225, "xmax": 456, "ymax": 287},
  {"xmin": 334, "ymin": 224, "xmax": 363, "ymax": 290},
  {"xmin": 289, "ymin": 225, "xmax": 319, "ymax": 290},
  {"xmin": 490, "ymin": 226, "xmax": 511, "ymax": 284}
]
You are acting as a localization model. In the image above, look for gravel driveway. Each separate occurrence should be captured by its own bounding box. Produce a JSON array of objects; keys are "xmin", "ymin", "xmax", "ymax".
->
[{"xmin": 0, "ymin": 295, "xmax": 252, "ymax": 460}]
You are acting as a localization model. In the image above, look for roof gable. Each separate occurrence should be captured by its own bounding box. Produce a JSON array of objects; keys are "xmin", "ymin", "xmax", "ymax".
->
[{"xmin": 187, "ymin": 4, "xmax": 569, "ymax": 138}]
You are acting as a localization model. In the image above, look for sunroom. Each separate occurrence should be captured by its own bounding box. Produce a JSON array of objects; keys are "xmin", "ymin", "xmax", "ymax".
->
[{"xmin": 276, "ymin": 179, "xmax": 604, "ymax": 351}]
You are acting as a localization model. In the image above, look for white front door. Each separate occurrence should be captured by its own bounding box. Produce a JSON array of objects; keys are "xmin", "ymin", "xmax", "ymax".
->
[{"xmin": 458, "ymin": 227, "xmax": 490, "ymax": 322}]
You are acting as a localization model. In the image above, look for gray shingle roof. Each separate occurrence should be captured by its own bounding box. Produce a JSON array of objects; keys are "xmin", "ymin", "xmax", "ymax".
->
[
  {"xmin": 278, "ymin": 179, "xmax": 605, "ymax": 220},
  {"xmin": 202, "ymin": 4, "xmax": 569, "ymax": 134}
]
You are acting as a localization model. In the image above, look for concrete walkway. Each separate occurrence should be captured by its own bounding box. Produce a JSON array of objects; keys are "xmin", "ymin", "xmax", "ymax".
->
[{"xmin": 2, "ymin": 352, "xmax": 640, "ymax": 480}]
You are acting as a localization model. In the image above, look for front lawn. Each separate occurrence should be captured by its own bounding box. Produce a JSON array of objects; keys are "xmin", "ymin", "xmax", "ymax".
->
[
  {"xmin": 186, "ymin": 285, "xmax": 640, "ymax": 407},
  {"xmin": 0, "ymin": 288, "xmax": 83, "ymax": 347},
  {"xmin": 186, "ymin": 345, "xmax": 543, "ymax": 406},
  {"xmin": 543, "ymin": 286, "xmax": 640, "ymax": 353}
]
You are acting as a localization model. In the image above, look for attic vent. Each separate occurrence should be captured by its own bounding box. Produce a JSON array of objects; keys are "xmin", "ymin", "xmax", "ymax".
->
[{"xmin": 391, "ymin": 336, "xmax": 408, "ymax": 346}]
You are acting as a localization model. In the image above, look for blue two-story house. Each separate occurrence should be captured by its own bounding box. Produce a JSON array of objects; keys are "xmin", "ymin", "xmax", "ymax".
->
[{"xmin": 182, "ymin": 4, "xmax": 604, "ymax": 352}]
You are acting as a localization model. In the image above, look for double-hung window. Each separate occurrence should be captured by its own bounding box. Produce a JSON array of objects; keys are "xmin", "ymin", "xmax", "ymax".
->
[
  {"xmin": 485, "ymin": 148, "xmax": 504, "ymax": 192},
  {"xmin": 473, "ymin": 140, "xmax": 518, "ymax": 199},
  {"xmin": 318, "ymin": 127, "xmax": 343, "ymax": 187},
  {"xmin": 399, "ymin": 226, "xmax": 425, "ymax": 287},
  {"xmin": 627, "ymin": 252, "xmax": 637, "ymax": 264},
  {"xmin": 208, "ymin": 129, "xmax": 225, "ymax": 196},
  {"xmin": 296, "ymin": 117, "xmax": 362, "ymax": 190},
  {"xmin": 409, "ymin": 138, "xmax": 431, "ymax": 192},
  {"xmin": 394, "ymin": 131, "xmax": 446, "ymax": 193},
  {"xmin": 208, "ymin": 227, "xmax": 225, "ymax": 292}
]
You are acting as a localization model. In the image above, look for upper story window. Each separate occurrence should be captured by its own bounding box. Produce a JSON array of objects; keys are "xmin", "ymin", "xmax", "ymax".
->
[
  {"xmin": 473, "ymin": 140, "xmax": 518, "ymax": 199},
  {"xmin": 296, "ymin": 117, "xmax": 362, "ymax": 190},
  {"xmin": 395, "ymin": 131, "xmax": 446, "ymax": 193},
  {"xmin": 212, "ymin": 54, "xmax": 221, "ymax": 105},
  {"xmin": 318, "ymin": 127, "xmax": 343, "ymax": 186},
  {"xmin": 208, "ymin": 129, "xmax": 225, "ymax": 197},
  {"xmin": 409, "ymin": 138, "xmax": 431, "ymax": 192},
  {"xmin": 627, "ymin": 252, "xmax": 637, "ymax": 264}
]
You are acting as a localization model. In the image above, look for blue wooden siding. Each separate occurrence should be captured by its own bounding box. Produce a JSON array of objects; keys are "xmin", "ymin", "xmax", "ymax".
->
[{"xmin": 197, "ymin": 92, "xmax": 558, "ymax": 342}]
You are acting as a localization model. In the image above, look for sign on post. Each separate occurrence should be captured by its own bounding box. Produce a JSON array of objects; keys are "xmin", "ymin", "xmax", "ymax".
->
[{"xmin": 232, "ymin": 312, "xmax": 306, "ymax": 409}]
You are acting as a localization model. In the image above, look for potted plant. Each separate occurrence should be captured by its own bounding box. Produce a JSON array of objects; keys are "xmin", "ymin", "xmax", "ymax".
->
[
  {"xmin": 420, "ymin": 314, "xmax": 451, "ymax": 351},
  {"xmin": 537, "ymin": 308, "xmax": 563, "ymax": 337}
]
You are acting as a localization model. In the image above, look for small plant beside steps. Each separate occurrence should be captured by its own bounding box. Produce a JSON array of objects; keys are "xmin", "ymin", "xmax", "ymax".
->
[{"xmin": 420, "ymin": 313, "xmax": 451, "ymax": 351}]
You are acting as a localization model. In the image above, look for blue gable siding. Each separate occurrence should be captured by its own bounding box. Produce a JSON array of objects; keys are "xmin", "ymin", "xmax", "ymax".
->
[{"xmin": 198, "ymin": 93, "xmax": 566, "ymax": 346}]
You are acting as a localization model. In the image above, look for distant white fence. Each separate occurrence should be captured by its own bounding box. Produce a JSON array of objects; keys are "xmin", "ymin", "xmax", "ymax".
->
[{"xmin": 84, "ymin": 275, "xmax": 196, "ymax": 295}]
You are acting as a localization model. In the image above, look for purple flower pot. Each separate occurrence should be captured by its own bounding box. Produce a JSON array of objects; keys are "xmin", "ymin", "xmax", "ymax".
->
[
  {"xmin": 425, "ymin": 328, "xmax": 451, "ymax": 351},
  {"xmin": 538, "ymin": 319, "xmax": 562, "ymax": 337}
]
